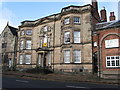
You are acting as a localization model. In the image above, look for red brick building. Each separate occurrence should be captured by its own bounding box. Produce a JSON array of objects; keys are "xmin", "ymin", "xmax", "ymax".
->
[{"xmin": 92, "ymin": 20, "xmax": 120, "ymax": 79}]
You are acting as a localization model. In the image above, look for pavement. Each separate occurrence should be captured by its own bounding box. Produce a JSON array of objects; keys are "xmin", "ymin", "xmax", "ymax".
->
[{"xmin": 2, "ymin": 71, "xmax": 120, "ymax": 85}]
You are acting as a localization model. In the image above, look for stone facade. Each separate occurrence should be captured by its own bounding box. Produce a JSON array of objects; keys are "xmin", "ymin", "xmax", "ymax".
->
[
  {"xmin": 16, "ymin": 4, "xmax": 100, "ymax": 73},
  {"xmin": 0, "ymin": 23, "xmax": 18, "ymax": 70}
]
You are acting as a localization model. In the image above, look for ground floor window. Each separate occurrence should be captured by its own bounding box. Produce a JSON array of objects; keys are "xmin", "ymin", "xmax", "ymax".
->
[
  {"xmin": 25, "ymin": 55, "xmax": 31, "ymax": 64},
  {"xmin": 64, "ymin": 50, "xmax": 70, "ymax": 63},
  {"xmin": 74, "ymin": 50, "xmax": 81, "ymax": 63},
  {"xmin": 106, "ymin": 56, "xmax": 120, "ymax": 67},
  {"xmin": 19, "ymin": 55, "xmax": 23, "ymax": 64}
]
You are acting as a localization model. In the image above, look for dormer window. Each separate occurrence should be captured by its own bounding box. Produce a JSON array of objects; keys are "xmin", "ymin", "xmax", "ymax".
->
[{"xmin": 64, "ymin": 18, "xmax": 70, "ymax": 25}]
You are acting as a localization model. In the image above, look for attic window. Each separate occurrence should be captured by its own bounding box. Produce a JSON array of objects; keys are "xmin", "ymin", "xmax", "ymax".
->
[{"xmin": 4, "ymin": 32, "xmax": 7, "ymax": 37}]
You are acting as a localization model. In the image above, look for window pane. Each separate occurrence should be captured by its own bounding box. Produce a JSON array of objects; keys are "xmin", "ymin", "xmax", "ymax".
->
[
  {"xmin": 20, "ymin": 41, "xmax": 24, "ymax": 49},
  {"xmin": 26, "ymin": 40, "xmax": 31, "ymax": 49},
  {"xmin": 19, "ymin": 55, "xmax": 23, "ymax": 64},
  {"xmin": 74, "ymin": 50, "xmax": 81, "ymax": 63},
  {"xmin": 74, "ymin": 31, "xmax": 80, "ymax": 43},
  {"xmin": 116, "ymin": 60, "xmax": 120, "ymax": 66},
  {"xmin": 107, "ymin": 61, "xmax": 110, "ymax": 66},
  {"xmin": 21, "ymin": 31, "xmax": 24, "ymax": 35},
  {"xmin": 25, "ymin": 55, "xmax": 31, "ymax": 64},
  {"xmin": 64, "ymin": 18, "xmax": 70, "ymax": 24},
  {"xmin": 64, "ymin": 50, "xmax": 70, "ymax": 63},
  {"xmin": 64, "ymin": 32, "xmax": 70, "ymax": 44},
  {"xmin": 26, "ymin": 30, "xmax": 32, "ymax": 35},
  {"xmin": 111, "ymin": 60, "xmax": 115, "ymax": 66},
  {"xmin": 74, "ymin": 17, "xmax": 80, "ymax": 23}
]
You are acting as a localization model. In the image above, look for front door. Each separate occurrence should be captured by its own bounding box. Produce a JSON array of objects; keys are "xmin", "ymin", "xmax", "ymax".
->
[{"xmin": 38, "ymin": 53, "xmax": 46, "ymax": 68}]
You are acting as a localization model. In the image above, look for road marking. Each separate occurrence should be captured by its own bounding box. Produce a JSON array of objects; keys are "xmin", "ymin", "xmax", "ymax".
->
[
  {"xmin": 66, "ymin": 85, "xmax": 89, "ymax": 88},
  {"xmin": 16, "ymin": 80, "xmax": 29, "ymax": 83}
]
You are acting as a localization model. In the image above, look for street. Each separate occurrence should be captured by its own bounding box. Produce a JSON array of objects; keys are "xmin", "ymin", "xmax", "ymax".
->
[{"xmin": 2, "ymin": 76, "xmax": 119, "ymax": 89}]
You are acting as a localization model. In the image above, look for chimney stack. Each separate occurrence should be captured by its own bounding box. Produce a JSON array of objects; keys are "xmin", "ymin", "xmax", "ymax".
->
[
  {"xmin": 100, "ymin": 7, "xmax": 107, "ymax": 22},
  {"xmin": 92, "ymin": 0, "xmax": 98, "ymax": 11},
  {"xmin": 109, "ymin": 12, "xmax": 116, "ymax": 21}
]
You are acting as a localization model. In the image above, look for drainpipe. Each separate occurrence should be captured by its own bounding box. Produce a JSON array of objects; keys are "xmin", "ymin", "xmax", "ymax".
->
[
  {"xmin": 53, "ymin": 15, "xmax": 56, "ymax": 72},
  {"xmin": 97, "ymin": 33, "xmax": 101, "ymax": 78}
]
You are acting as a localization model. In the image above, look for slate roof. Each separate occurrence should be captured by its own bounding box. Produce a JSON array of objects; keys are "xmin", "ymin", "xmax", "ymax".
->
[
  {"xmin": 96, "ymin": 20, "xmax": 120, "ymax": 30},
  {"xmin": 8, "ymin": 25, "xmax": 18, "ymax": 36}
]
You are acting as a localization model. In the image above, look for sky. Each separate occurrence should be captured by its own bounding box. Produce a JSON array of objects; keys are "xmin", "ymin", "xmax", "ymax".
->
[{"xmin": 0, "ymin": 0, "xmax": 119, "ymax": 34}]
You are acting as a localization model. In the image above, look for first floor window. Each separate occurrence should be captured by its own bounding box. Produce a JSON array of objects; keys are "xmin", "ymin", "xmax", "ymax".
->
[
  {"xmin": 20, "ymin": 40, "xmax": 24, "ymax": 49},
  {"xmin": 106, "ymin": 56, "xmax": 120, "ymax": 67},
  {"xmin": 64, "ymin": 32, "xmax": 70, "ymax": 44},
  {"xmin": 19, "ymin": 55, "xmax": 23, "ymax": 64},
  {"xmin": 25, "ymin": 55, "xmax": 31, "ymax": 64},
  {"xmin": 74, "ymin": 31, "xmax": 80, "ymax": 43},
  {"xmin": 105, "ymin": 39, "xmax": 119, "ymax": 48},
  {"xmin": 64, "ymin": 50, "xmax": 70, "ymax": 63},
  {"xmin": 74, "ymin": 50, "xmax": 81, "ymax": 63},
  {"xmin": 26, "ymin": 40, "xmax": 31, "ymax": 49},
  {"xmin": 21, "ymin": 30, "xmax": 24, "ymax": 36}
]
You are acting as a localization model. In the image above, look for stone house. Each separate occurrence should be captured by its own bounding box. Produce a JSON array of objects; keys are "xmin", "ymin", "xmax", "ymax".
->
[
  {"xmin": 0, "ymin": 23, "xmax": 18, "ymax": 70},
  {"xmin": 16, "ymin": 1, "xmax": 100, "ymax": 73}
]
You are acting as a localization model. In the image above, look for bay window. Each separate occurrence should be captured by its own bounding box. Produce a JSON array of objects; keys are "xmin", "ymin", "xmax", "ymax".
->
[
  {"xmin": 19, "ymin": 55, "xmax": 23, "ymax": 64},
  {"xmin": 74, "ymin": 50, "xmax": 81, "ymax": 63},
  {"xmin": 64, "ymin": 32, "xmax": 70, "ymax": 44},
  {"xmin": 20, "ymin": 40, "xmax": 24, "ymax": 49},
  {"xmin": 64, "ymin": 50, "xmax": 70, "ymax": 63},
  {"xmin": 64, "ymin": 18, "xmax": 70, "ymax": 24},
  {"xmin": 74, "ymin": 17, "xmax": 80, "ymax": 23},
  {"xmin": 26, "ymin": 30, "xmax": 32, "ymax": 35},
  {"xmin": 26, "ymin": 40, "xmax": 31, "ymax": 49},
  {"xmin": 25, "ymin": 55, "xmax": 31, "ymax": 64},
  {"xmin": 74, "ymin": 31, "xmax": 80, "ymax": 43}
]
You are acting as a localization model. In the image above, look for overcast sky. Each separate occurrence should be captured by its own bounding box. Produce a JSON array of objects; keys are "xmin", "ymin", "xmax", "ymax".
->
[{"xmin": 0, "ymin": 0, "xmax": 119, "ymax": 34}]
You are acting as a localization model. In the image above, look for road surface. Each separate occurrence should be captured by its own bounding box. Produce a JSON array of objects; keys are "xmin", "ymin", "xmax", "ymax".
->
[{"xmin": 2, "ymin": 76, "xmax": 119, "ymax": 89}]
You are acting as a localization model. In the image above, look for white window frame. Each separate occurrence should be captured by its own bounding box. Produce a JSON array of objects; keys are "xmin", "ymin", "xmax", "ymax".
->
[
  {"xmin": 106, "ymin": 56, "xmax": 120, "ymax": 67},
  {"xmin": 105, "ymin": 39, "xmax": 119, "ymax": 48},
  {"xmin": 64, "ymin": 32, "xmax": 70, "ymax": 44},
  {"xmin": 43, "ymin": 26, "xmax": 48, "ymax": 32},
  {"xmin": 64, "ymin": 18, "xmax": 70, "ymax": 25},
  {"xmin": 93, "ymin": 42, "xmax": 97, "ymax": 47},
  {"xmin": 21, "ymin": 30, "xmax": 24, "ymax": 36},
  {"xmin": 26, "ymin": 30, "xmax": 32, "ymax": 35},
  {"xmin": 26, "ymin": 40, "xmax": 31, "ymax": 49},
  {"xmin": 74, "ymin": 17, "xmax": 80, "ymax": 24},
  {"xmin": 20, "ymin": 40, "xmax": 24, "ymax": 50},
  {"xmin": 74, "ymin": 50, "xmax": 81, "ymax": 63},
  {"xmin": 19, "ymin": 55, "xmax": 23, "ymax": 64},
  {"xmin": 64, "ymin": 50, "xmax": 70, "ymax": 63},
  {"xmin": 74, "ymin": 31, "xmax": 80, "ymax": 43},
  {"xmin": 25, "ymin": 55, "xmax": 31, "ymax": 64}
]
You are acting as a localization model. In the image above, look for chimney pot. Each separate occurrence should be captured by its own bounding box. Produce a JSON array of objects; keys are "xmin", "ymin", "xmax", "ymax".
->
[{"xmin": 109, "ymin": 12, "xmax": 116, "ymax": 21}]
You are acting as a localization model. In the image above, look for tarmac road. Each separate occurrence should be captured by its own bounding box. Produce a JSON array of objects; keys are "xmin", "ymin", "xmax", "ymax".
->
[{"xmin": 2, "ymin": 76, "xmax": 119, "ymax": 89}]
